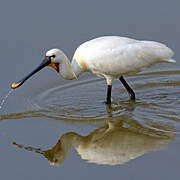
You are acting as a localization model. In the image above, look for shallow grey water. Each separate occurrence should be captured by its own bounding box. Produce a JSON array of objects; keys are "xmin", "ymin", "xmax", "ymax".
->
[
  {"xmin": 1, "ymin": 65, "xmax": 180, "ymax": 179},
  {"xmin": 0, "ymin": 0, "xmax": 180, "ymax": 180},
  {"xmin": 1, "ymin": 70, "xmax": 180, "ymax": 125},
  {"xmin": 1, "ymin": 69, "xmax": 180, "ymax": 165}
]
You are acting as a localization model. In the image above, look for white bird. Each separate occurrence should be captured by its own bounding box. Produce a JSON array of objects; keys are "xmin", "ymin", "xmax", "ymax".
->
[{"xmin": 11, "ymin": 36, "xmax": 176, "ymax": 104}]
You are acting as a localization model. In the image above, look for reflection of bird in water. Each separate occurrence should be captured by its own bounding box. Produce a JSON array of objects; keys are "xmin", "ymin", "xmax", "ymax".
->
[
  {"xmin": 13, "ymin": 120, "xmax": 173, "ymax": 166},
  {"xmin": 11, "ymin": 36, "xmax": 175, "ymax": 104}
]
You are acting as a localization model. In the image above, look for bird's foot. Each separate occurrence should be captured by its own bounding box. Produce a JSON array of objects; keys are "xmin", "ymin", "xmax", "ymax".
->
[{"xmin": 129, "ymin": 92, "xmax": 136, "ymax": 101}]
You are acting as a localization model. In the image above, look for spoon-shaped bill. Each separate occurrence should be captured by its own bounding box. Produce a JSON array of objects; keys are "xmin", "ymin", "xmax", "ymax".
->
[{"xmin": 11, "ymin": 57, "xmax": 51, "ymax": 89}]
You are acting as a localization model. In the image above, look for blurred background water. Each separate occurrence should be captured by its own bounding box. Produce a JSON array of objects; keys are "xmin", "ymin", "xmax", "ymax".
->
[{"xmin": 0, "ymin": 0, "xmax": 180, "ymax": 179}]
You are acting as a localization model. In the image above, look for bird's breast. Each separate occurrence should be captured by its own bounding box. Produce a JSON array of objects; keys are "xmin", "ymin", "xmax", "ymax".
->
[{"xmin": 77, "ymin": 58, "xmax": 89, "ymax": 71}]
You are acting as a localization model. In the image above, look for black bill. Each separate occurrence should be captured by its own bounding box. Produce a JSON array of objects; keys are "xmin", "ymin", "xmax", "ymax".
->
[{"xmin": 11, "ymin": 57, "xmax": 51, "ymax": 89}]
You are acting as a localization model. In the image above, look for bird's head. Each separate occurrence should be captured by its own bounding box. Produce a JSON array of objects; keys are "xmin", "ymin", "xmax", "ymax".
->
[
  {"xmin": 11, "ymin": 48, "xmax": 64, "ymax": 89},
  {"xmin": 46, "ymin": 48, "xmax": 69, "ymax": 73}
]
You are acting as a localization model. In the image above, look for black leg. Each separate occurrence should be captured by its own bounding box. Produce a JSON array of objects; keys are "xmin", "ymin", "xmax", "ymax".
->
[
  {"xmin": 119, "ymin": 76, "xmax": 135, "ymax": 100},
  {"xmin": 105, "ymin": 85, "xmax": 112, "ymax": 104}
]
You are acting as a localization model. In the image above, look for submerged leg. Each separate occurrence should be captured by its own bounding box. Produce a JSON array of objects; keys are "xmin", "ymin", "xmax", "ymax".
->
[
  {"xmin": 119, "ymin": 76, "xmax": 135, "ymax": 100},
  {"xmin": 105, "ymin": 85, "xmax": 112, "ymax": 104}
]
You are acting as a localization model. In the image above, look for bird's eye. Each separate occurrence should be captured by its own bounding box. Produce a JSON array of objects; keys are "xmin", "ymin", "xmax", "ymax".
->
[{"xmin": 51, "ymin": 55, "xmax": 56, "ymax": 58}]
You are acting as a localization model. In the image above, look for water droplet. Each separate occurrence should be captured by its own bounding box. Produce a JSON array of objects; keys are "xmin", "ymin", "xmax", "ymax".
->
[{"xmin": 0, "ymin": 89, "xmax": 14, "ymax": 110}]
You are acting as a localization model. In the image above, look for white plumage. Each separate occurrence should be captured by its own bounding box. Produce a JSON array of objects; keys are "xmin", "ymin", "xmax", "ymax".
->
[
  {"xmin": 12, "ymin": 36, "xmax": 176, "ymax": 104},
  {"xmin": 73, "ymin": 36, "xmax": 174, "ymax": 78}
]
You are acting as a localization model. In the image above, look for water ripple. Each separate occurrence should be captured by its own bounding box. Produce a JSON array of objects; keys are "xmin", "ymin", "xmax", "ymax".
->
[{"xmin": 1, "ymin": 70, "xmax": 180, "ymax": 134}]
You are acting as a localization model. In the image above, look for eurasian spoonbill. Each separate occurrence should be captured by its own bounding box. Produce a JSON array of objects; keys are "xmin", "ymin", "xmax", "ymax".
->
[{"xmin": 11, "ymin": 36, "xmax": 175, "ymax": 104}]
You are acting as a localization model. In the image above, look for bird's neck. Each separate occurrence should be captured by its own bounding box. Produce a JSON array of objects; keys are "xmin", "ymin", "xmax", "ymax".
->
[
  {"xmin": 58, "ymin": 56, "xmax": 84, "ymax": 80},
  {"xmin": 44, "ymin": 132, "xmax": 83, "ymax": 165}
]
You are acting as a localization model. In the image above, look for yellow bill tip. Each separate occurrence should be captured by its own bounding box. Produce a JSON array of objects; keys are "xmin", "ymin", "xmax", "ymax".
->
[{"xmin": 11, "ymin": 82, "xmax": 22, "ymax": 89}]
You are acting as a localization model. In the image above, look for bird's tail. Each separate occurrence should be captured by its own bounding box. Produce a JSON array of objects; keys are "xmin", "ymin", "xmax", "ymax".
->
[{"xmin": 161, "ymin": 59, "xmax": 176, "ymax": 63}]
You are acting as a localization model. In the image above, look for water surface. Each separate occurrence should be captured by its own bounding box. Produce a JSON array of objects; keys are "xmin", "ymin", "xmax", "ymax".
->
[
  {"xmin": 1, "ymin": 69, "xmax": 180, "ymax": 165},
  {"xmin": 1, "ymin": 59, "xmax": 180, "ymax": 180}
]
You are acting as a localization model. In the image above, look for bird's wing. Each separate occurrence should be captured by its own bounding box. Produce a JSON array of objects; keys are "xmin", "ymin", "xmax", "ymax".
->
[
  {"xmin": 85, "ymin": 41, "xmax": 174, "ymax": 76},
  {"xmin": 78, "ymin": 36, "xmax": 138, "ymax": 51}
]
